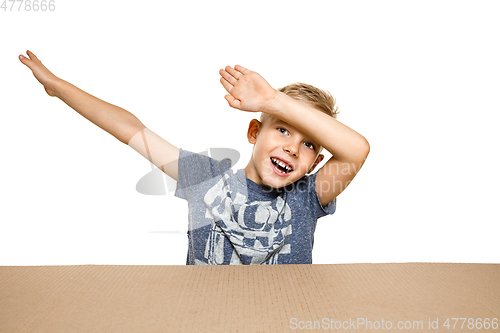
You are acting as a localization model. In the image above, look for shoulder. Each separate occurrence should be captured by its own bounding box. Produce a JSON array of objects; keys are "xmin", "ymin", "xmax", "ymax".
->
[
  {"xmin": 178, "ymin": 148, "xmax": 232, "ymax": 177},
  {"xmin": 285, "ymin": 172, "xmax": 336, "ymax": 216},
  {"xmin": 175, "ymin": 149, "xmax": 233, "ymax": 199}
]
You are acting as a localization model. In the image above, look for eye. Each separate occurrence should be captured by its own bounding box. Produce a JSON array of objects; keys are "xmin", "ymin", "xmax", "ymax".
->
[
  {"xmin": 304, "ymin": 142, "xmax": 315, "ymax": 150},
  {"xmin": 278, "ymin": 127, "xmax": 288, "ymax": 135}
]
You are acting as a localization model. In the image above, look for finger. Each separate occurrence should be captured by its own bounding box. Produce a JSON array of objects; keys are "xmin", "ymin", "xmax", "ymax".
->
[
  {"xmin": 225, "ymin": 66, "xmax": 243, "ymax": 79},
  {"xmin": 225, "ymin": 95, "xmax": 241, "ymax": 109},
  {"xmin": 220, "ymin": 77, "xmax": 233, "ymax": 94},
  {"xmin": 19, "ymin": 53, "xmax": 34, "ymax": 68},
  {"xmin": 26, "ymin": 50, "xmax": 40, "ymax": 62},
  {"xmin": 234, "ymin": 65, "xmax": 251, "ymax": 75},
  {"xmin": 219, "ymin": 68, "xmax": 237, "ymax": 85}
]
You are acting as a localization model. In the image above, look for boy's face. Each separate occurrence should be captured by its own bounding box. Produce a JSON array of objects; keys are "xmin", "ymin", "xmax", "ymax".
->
[{"xmin": 244, "ymin": 116, "xmax": 324, "ymax": 189}]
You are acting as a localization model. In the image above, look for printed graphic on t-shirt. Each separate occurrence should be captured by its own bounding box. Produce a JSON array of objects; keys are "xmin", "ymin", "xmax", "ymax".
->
[{"xmin": 202, "ymin": 174, "xmax": 292, "ymax": 265}]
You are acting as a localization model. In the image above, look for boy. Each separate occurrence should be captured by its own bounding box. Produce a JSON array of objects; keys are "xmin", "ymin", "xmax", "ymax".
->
[{"xmin": 19, "ymin": 50, "xmax": 369, "ymax": 265}]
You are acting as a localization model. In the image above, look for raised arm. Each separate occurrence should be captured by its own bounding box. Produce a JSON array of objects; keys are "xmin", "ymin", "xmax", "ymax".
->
[
  {"xmin": 19, "ymin": 50, "xmax": 179, "ymax": 180},
  {"xmin": 219, "ymin": 65, "xmax": 369, "ymax": 205}
]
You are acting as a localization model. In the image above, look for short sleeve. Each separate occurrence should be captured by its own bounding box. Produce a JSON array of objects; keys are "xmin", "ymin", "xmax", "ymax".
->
[
  {"xmin": 174, "ymin": 148, "xmax": 232, "ymax": 200},
  {"xmin": 310, "ymin": 172, "xmax": 336, "ymax": 217},
  {"xmin": 286, "ymin": 172, "xmax": 336, "ymax": 220}
]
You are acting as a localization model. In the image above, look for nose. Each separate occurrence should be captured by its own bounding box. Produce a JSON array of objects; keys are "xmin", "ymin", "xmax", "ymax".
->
[{"xmin": 283, "ymin": 141, "xmax": 299, "ymax": 157}]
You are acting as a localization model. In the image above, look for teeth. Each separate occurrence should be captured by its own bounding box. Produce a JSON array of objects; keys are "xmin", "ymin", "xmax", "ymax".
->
[{"xmin": 271, "ymin": 158, "xmax": 292, "ymax": 172}]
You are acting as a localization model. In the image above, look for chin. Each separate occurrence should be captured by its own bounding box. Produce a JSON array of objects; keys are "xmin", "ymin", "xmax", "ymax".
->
[{"xmin": 261, "ymin": 173, "xmax": 299, "ymax": 189}]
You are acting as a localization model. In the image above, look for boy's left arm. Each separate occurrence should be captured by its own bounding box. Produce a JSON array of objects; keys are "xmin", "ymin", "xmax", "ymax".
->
[{"xmin": 220, "ymin": 65, "xmax": 370, "ymax": 206}]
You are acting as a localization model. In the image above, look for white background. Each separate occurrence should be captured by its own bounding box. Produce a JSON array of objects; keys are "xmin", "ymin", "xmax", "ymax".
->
[{"xmin": 1, "ymin": 1, "xmax": 499, "ymax": 265}]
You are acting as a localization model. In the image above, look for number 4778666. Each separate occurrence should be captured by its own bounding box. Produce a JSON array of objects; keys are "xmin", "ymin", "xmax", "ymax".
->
[{"xmin": 1, "ymin": 0, "xmax": 55, "ymax": 11}]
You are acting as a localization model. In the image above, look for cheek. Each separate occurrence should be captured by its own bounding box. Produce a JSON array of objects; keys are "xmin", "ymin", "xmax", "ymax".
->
[
  {"xmin": 254, "ymin": 136, "xmax": 275, "ymax": 156},
  {"xmin": 252, "ymin": 143, "xmax": 272, "ymax": 171},
  {"xmin": 300, "ymin": 149, "xmax": 319, "ymax": 166}
]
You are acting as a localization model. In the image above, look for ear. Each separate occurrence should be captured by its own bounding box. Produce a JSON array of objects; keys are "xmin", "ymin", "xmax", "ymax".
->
[
  {"xmin": 247, "ymin": 119, "xmax": 262, "ymax": 144},
  {"xmin": 308, "ymin": 154, "xmax": 324, "ymax": 174}
]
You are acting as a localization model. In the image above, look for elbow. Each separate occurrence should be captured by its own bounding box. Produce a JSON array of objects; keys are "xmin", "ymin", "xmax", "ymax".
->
[
  {"xmin": 122, "ymin": 122, "xmax": 147, "ymax": 145},
  {"xmin": 363, "ymin": 137, "xmax": 370, "ymax": 158},
  {"xmin": 358, "ymin": 136, "xmax": 370, "ymax": 160},
  {"xmin": 355, "ymin": 137, "xmax": 370, "ymax": 167}
]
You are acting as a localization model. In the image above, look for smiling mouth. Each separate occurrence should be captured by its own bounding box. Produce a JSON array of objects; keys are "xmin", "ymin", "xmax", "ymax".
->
[{"xmin": 270, "ymin": 157, "xmax": 293, "ymax": 174}]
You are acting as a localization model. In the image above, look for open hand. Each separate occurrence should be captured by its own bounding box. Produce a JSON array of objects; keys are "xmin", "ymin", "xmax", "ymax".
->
[
  {"xmin": 219, "ymin": 65, "xmax": 277, "ymax": 113},
  {"xmin": 19, "ymin": 50, "xmax": 59, "ymax": 97}
]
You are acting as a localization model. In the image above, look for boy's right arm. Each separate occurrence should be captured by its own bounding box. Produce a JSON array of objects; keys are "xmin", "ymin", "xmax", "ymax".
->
[{"xmin": 19, "ymin": 50, "xmax": 179, "ymax": 180}]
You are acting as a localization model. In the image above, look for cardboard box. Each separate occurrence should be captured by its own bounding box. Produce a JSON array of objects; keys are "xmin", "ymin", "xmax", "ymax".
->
[{"xmin": 1, "ymin": 263, "xmax": 499, "ymax": 332}]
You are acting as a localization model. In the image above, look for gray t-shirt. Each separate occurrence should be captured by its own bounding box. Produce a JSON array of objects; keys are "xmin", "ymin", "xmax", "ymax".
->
[{"xmin": 175, "ymin": 148, "xmax": 336, "ymax": 265}]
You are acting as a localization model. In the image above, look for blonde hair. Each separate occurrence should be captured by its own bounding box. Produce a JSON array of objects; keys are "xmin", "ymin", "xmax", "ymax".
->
[{"xmin": 260, "ymin": 82, "xmax": 339, "ymax": 123}]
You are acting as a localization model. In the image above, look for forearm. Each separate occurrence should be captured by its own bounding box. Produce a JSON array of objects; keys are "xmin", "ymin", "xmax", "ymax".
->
[
  {"xmin": 53, "ymin": 78, "xmax": 146, "ymax": 144},
  {"xmin": 265, "ymin": 92, "xmax": 369, "ymax": 163}
]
